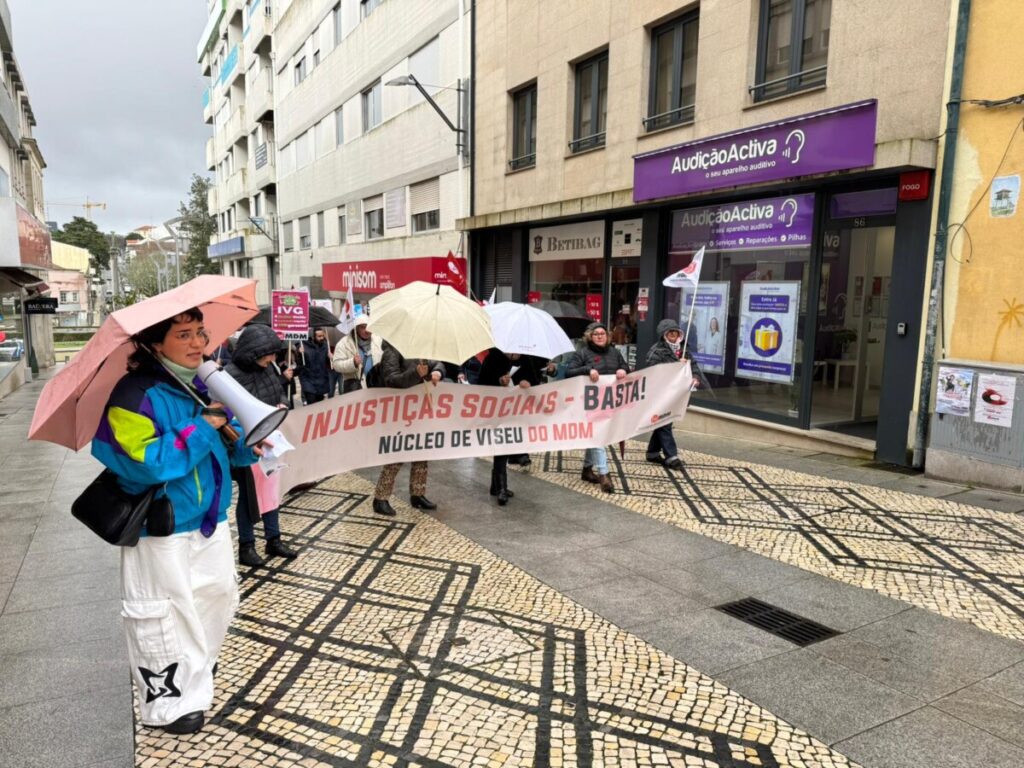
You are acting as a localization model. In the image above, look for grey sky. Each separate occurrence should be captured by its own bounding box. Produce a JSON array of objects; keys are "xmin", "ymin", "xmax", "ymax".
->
[{"xmin": 10, "ymin": 1, "xmax": 210, "ymax": 234}]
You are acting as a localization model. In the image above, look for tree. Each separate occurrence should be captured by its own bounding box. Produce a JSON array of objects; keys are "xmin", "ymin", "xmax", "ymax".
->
[
  {"xmin": 53, "ymin": 216, "xmax": 113, "ymax": 269},
  {"xmin": 177, "ymin": 174, "xmax": 219, "ymax": 279}
]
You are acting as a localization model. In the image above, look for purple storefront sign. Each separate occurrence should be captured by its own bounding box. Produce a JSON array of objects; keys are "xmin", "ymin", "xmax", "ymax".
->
[
  {"xmin": 634, "ymin": 100, "xmax": 877, "ymax": 202},
  {"xmin": 671, "ymin": 193, "xmax": 815, "ymax": 252}
]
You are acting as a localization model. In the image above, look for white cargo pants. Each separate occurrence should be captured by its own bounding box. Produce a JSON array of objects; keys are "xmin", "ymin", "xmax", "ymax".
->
[{"xmin": 120, "ymin": 524, "xmax": 239, "ymax": 727}]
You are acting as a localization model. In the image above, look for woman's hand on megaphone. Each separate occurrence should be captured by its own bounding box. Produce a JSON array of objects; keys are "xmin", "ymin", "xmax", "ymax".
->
[{"xmin": 203, "ymin": 402, "xmax": 229, "ymax": 429}]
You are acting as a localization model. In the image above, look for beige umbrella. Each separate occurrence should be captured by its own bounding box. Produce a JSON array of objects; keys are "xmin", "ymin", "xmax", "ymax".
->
[{"xmin": 367, "ymin": 281, "xmax": 494, "ymax": 364}]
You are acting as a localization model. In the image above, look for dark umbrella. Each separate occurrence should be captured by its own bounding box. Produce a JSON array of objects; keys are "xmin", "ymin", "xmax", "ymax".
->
[
  {"xmin": 532, "ymin": 300, "xmax": 591, "ymax": 338},
  {"xmin": 248, "ymin": 304, "xmax": 341, "ymax": 329}
]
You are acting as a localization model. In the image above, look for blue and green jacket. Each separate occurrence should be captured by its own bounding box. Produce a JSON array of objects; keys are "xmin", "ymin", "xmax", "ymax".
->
[{"xmin": 92, "ymin": 366, "xmax": 258, "ymax": 536}]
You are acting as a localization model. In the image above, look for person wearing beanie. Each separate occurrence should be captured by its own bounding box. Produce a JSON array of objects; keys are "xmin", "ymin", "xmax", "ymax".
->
[
  {"xmin": 644, "ymin": 318, "xmax": 701, "ymax": 470},
  {"xmin": 224, "ymin": 324, "xmax": 299, "ymax": 567},
  {"xmin": 563, "ymin": 321, "xmax": 629, "ymax": 492}
]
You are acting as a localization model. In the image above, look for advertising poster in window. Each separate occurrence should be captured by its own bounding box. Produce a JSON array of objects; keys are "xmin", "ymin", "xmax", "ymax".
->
[
  {"xmin": 735, "ymin": 281, "xmax": 800, "ymax": 384},
  {"xmin": 974, "ymin": 373, "xmax": 1017, "ymax": 428},
  {"xmin": 680, "ymin": 282, "xmax": 730, "ymax": 374},
  {"xmin": 935, "ymin": 366, "xmax": 974, "ymax": 417},
  {"xmin": 611, "ymin": 218, "xmax": 643, "ymax": 258}
]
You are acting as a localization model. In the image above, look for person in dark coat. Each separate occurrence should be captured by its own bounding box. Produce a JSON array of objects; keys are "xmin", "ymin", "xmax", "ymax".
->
[
  {"xmin": 372, "ymin": 341, "xmax": 445, "ymax": 517},
  {"xmin": 564, "ymin": 321, "xmax": 629, "ymax": 493},
  {"xmin": 504, "ymin": 354, "xmax": 546, "ymax": 468},
  {"xmin": 644, "ymin": 318, "xmax": 701, "ymax": 470},
  {"xmin": 477, "ymin": 348, "xmax": 535, "ymax": 504},
  {"xmin": 297, "ymin": 328, "xmax": 332, "ymax": 405},
  {"xmin": 224, "ymin": 324, "xmax": 299, "ymax": 567}
]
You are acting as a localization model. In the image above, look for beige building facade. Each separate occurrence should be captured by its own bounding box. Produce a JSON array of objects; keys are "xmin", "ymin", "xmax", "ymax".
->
[
  {"xmin": 272, "ymin": 0, "xmax": 471, "ymax": 307},
  {"xmin": 199, "ymin": 0, "xmax": 280, "ymax": 304},
  {"xmin": 463, "ymin": 0, "xmax": 955, "ymax": 467}
]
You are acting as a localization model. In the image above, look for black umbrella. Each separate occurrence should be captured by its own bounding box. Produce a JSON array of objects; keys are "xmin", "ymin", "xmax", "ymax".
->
[{"xmin": 247, "ymin": 304, "xmax": 341, "ymax": 329}]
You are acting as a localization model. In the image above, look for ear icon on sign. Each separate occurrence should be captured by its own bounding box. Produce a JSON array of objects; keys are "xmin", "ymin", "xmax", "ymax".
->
[
  {"xmin": 782, "ymin": 129, "xmax": 805, "ymax": 163},
  {"xmin": 779, "ymin": 198, "xmax": 799, "ymax": 227}
]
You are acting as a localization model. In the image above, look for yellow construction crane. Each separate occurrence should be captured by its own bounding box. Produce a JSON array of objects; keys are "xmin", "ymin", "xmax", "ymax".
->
[{"xmin": 46, "ymin": 197, "xmax": 108, "ymax": 220}]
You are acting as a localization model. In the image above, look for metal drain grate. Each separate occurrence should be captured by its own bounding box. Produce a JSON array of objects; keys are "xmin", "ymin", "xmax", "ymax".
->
[{"xmin": 715, "ymin": 598, "xmax": 840, "ymax": 647}]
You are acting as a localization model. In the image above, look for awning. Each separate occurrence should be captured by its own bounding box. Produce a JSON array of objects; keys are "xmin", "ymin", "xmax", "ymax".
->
[{"xmin": 0, "ymin": 266, "xmax": 48, "ymax": 291}]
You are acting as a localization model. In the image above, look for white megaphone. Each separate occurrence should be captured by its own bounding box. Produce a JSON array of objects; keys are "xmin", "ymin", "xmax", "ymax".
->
[{"xmin": 197, "ymin": 361, "xmax": 288, "ymax": 446}]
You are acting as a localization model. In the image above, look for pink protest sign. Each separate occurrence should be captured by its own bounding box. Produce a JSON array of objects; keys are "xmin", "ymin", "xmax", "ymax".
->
[{"xmin": 271, "ymin": 290, "xmax": 310, "ymax": 341}]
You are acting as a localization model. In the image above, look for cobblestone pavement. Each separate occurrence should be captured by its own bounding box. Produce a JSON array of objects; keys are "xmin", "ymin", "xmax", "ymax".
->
[
  {"xmin": 136, "ymin": 473, "xmax": 859, "ymax": 768},
  {"xmin": 522, "ymin": 442, "xmax": 1024, "ymax": 643}
]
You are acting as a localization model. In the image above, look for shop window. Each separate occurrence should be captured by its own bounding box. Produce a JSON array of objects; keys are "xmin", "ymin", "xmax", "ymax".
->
[
  {"xmin": 362, "ymin": 80, "xmax": 382, "ymax": 131},
  {"xmin": 510, "ymin": 84, "xmax": 537, "ymax": 170},
  {"xmin": 645, "ymin": 12, "xmax": 699, "ymax": 131},
  {"xmin": 664, "ymin": 195, "xmax": 815, "ymax": 422},
  {"xmin": 753, "ymin": 0, "xmax": 830, "ymax": 102},
  {"xmin": 572, "ymin": 51, "xmax": 608, "ymax": 153},
  {"xmin": 299, "ymin": 216, "xmax": 311, "ymax": 249}
]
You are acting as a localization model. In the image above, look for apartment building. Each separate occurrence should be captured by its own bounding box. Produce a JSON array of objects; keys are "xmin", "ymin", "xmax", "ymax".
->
[
  {"xmin": 0, "ymin": 0, "xmax": 54, "ymax": 376},
  {"xmin": 198, "ymin": 0, "xmax": 280, "ymax": 304},
  {"xmin": 462, "ymin": 0, "xmax": 955, "ymax": 467},
  {"xmin": 272, "ymin": 0, "xmax": 471, "ymax": 308}
]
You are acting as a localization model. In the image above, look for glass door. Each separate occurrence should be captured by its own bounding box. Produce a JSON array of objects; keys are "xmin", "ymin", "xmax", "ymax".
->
[
  {"xmin": 810, "ymin": 224, "xmax": 894, "ymax": 437},
  {"xmin": 607, "ymin": 261, "xmax": 640, "ymax": 370}
]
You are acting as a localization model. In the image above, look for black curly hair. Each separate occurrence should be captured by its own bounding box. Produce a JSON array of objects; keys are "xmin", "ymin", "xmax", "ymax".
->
[{"xmin": 126, "ymin": 308, "xmax": 205, "ymax": 371}]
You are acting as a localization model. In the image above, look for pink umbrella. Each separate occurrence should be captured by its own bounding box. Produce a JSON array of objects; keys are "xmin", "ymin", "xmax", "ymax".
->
[{"xmin": 29, "ymin": 275, "xmax": 259, "ymax": 450}]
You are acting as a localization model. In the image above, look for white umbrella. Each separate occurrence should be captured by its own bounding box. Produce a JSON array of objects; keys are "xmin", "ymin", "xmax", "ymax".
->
[
  {"xmin": 367, "ymin": 281, "xmax": 494, "ymax": 364},
  {"xmin": 483, "ymin": 302, "xmax": 575, "ymax": 359}
]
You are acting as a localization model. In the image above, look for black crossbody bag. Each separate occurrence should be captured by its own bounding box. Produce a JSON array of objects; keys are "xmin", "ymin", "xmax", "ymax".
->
[{"xmin": 71, "ymin": 470, "xmax": 175, "ymax": 547}]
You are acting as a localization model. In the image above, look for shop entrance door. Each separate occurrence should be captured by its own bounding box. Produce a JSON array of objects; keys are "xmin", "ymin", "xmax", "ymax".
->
[
  {"xmin": 810, "ymin": 225, "xmax": 894, "ymax": 439},
  {"xmin": 607, "ymin": 261, "xmax": 640, "ymax": 371}
]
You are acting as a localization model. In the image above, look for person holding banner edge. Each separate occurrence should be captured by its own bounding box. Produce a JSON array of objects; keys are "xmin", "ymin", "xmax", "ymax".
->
[
  {"xmin": 564, "ymin": 321, "xmax": 629, "ymax": 493},
  {"xmin": 372, "ymin": 340, "xmax": 445, "ymax": 516},
  {"xmin": 477, "ymin": 348, "xmax": 536, "ymax": 504},
  {"xmin": 645, "ymin": 318, "xmax": 700, "ymax": 469}
]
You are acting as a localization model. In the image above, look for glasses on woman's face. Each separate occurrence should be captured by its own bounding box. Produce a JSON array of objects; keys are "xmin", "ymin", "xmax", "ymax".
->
[{"xmin": 169, "ymin": 329, "xmax": 209, "ymax": 344}]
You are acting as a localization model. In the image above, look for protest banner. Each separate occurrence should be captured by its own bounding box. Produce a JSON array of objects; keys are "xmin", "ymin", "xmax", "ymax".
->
[
  {"xmin": 278, "ymin": 361, "xmax": 694, "ymax": 491},
  {"xmin": 271, "ymin": 289, "xmax": 310, "ymax": 341}
]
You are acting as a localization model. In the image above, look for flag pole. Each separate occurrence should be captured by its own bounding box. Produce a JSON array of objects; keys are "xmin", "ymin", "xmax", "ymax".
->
[{"xmin": 682, "ymin": 287, "xmax": 698, "ymax": 359}]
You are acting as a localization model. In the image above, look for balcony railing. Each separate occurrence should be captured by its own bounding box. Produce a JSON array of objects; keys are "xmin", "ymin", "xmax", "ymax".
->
[
  {"xmin": 642, "ymin": 104, "xmax": 695, "ymax": 132},
  {"xmin": 568, "ymin": 131, "xmax": 606, "ymax": 153},
  {"xmin": 508, "ymin": 153, "xmax": 536, "ymax": 171},
  {"xmin": 749, "ymin": 65, "xmax": 828, "ymax": 102}
]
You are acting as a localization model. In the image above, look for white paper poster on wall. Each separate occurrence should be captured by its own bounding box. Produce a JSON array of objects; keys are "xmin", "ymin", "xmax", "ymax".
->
[
  {"xmin": 935, "ymin": 365, "xmax": 974, "ymax": 417},
  {"xmin": 611, "ymin": 219, "xmax": 643, "ymax": 258},
  {"xmin": 735, "ymin": 281, "xmax": 800, "ymax": 384},
  {"xmin": 680, "ymin": 282, "xmax": 730, "ymax": 374},
  {"xmin": 974, "ymin": 373, "xmax": 1017, "ymax": 428}
]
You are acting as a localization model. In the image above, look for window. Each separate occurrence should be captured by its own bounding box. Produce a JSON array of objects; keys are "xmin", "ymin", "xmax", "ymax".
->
[
  {"xmin": 60, "ymin": 291, "xmax": 70, "ymax": 303},
  {"xmin": 296, "ymin": 129, "xmax": 313, "ymax": 168},
  {"xmin": 754, "ymin": 0, "xmax": 830, "ymax": 101},
  {"xmin": 283, "ymin": 221, "xmax": 294, "ymax": 251},
  {"xmin": 0, "ymin": 167, "xmax": 8, "ymax": 197},
  {"xmin": 335, "ymin": 105, "xmax": 344, "ymax": 145},
  {"xmin": 510, "ymin": 84, "xmax": 537, "ymax": 170},
  {"xmin": 313, "ymin": 49, "xmax": 321, "ymax": 67},
  {"xmin": 410, "ymin": 178, "xmax": 440, "ymax": 233},
  {"xmin": 317, "ymin": 212, "xmax": 325, "ymax": 246},
  {"xmin": 337, "ymin": 214, "xmax": 347, "ymax": 244},
  {"xmin": 362, "ymin": 80, "xmax": 382, "ymax": 131},
  {"xmin": 253, "ymin": 192, "xmax": 262, "ymax": 217},
  {"xmin": 360, "ymin": 0, "xmax": 382, "ymax": 19},
  {"xmin": 364, "ymin": 195, "xmax": 384, "ymax": 239},
  {"xmin": 294, "ymin": 56, "xmax": 307, "ymax": 86},
  {"xmin": 572, "ymin": 51, "xmax": 608, "ymax": 152},
  {"xmin": 299, "ymin": 216, "xmax": 311, "ymax": 249},
  {"xmin": 646, "ymin": 12, "xmax": 699, "ymax": 131},
  {"xmin": 333, "ymin": 3, "xmax": 342, "ymax": 45},
  {"xmin": 316, "ymin": 116, "xmax": 335, "ymax": 157}
]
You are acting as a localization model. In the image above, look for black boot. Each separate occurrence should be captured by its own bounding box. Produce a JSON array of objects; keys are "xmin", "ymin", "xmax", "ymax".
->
[
  {"xmin": 410, "ymin": 495, "xmax": 437, "ymax": 510},
  {"xmin": 266, "ymin": 536, "xmax": 298, "ymax": 559},
  {"xmin": 496, "ymin": 470, "xmax": 511, "ymax": 506},
  {"xmin": 161, "ymin": 711, "xmax": 204, "ymax": 734},
  {"xmin": 490, "ymin": 468, "xmax": 514, "ymax": 498},
  {"xmin": 239, "ymin": 542, "xmax": 264, "ymax": 567},
  {"xmin": 373, "ymin": 498, "xmax": 397, "ymax": 517}
]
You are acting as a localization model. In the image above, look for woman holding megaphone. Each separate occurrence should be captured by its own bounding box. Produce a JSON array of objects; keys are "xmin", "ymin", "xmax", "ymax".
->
[
  {"xmin": 224, "ymin": 324, "xmax": 300, "ymax": 567},
  {"xmin": 91, "ymin": 308, "xmax": 266, "ymax": 735}
]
